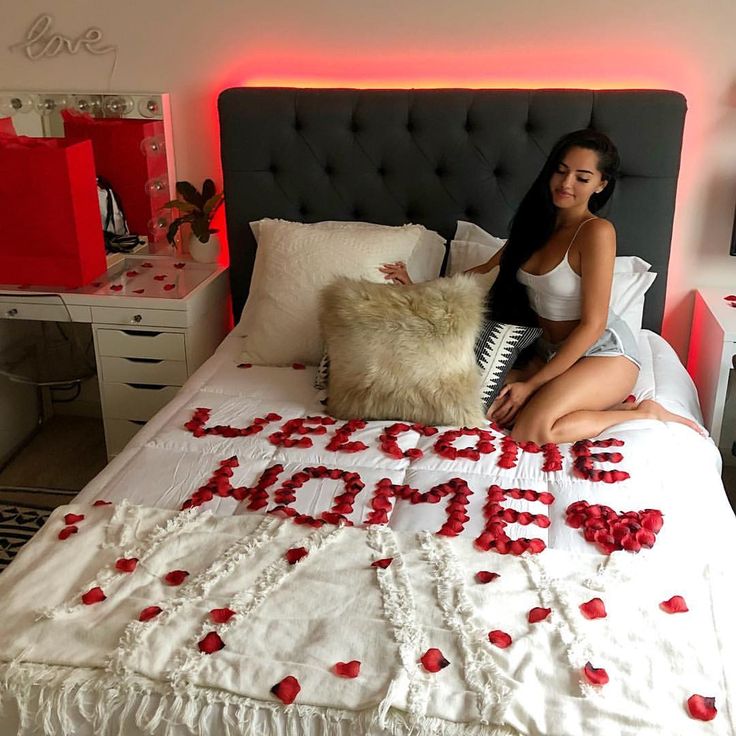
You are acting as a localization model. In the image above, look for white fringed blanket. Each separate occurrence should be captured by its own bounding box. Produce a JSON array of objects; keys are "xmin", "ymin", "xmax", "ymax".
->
[{"xmin": 0, "ymin": 503, "xmax": 733, "ymax": 736}]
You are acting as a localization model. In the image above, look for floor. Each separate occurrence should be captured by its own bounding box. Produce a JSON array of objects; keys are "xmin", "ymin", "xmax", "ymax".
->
[{"xmin": 0, "ymin": 415, "xmax": 108, "ymax": 492}]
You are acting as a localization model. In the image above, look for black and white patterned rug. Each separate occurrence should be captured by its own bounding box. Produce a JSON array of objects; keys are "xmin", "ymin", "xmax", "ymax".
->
[{"xmin": 0, "ymin": 486, "xmax": 77, "ymax": 573}]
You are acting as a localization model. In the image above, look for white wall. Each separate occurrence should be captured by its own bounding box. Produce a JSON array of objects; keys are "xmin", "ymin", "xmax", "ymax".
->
[{"xmin": 1, "ymin": 0, "xmax": 736, "ymax": 361}]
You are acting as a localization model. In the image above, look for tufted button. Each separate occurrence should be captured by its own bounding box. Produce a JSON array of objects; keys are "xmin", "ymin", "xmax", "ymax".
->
[
  {"xmin": 377, "ymin": 165, "xmax": 387, "ymax": 177},
  {"xmin": 524, "ymin": 121, "xmax": 534, "ymax": 133},
  {"xmin": 435, "ymin": 165, "xmax": 446, "ymax": 177},
  {"xmin": 493, "ymin": 166, "xmax": 504, "ymax": 178},
  {"xmin": 352, "ymin": 208, "xmax": 363, "ymax": 219},
  {"xmin": 294, "ymin": 118, "xmax": 303, "ymax": 132},
  {"xmin": 324, "ymin": 164, "xmax": 334, "ymax": 176},
  {"xmin": 349, "ymin": 120, "xmax": 360, "ymax": 133},
  {"xmin": 464, "ymin": 118, "xmax": 472, "ymax": 133},
  {"xmin": 406, "ymin": 119, "xmax": 415, "ymax": 133},
  {"xmin": 269, "ymin": 163, "xmax": 279, "ymax": 175},
  {"xmin": 465, "ymin": 206, "xmax": 477, "ymax": 218},
  {"xmin": 298, "ymin": 204, "xmax": 308, "ymax": 217},
  {"xmin": 406, "ymin": 207, "xmax": 418, "ymax": 220}
]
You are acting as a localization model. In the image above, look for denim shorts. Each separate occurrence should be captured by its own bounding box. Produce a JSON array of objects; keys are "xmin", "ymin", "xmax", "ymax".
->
[{"xmin": 535, "ymin": 316, "xmax": 641, "ymax": 369}]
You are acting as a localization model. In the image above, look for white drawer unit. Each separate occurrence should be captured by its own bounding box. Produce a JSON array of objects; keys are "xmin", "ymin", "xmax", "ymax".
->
[
  {"xmin": 96, "ymin": 329, "xmax": 186, "ymax": 361},
  {"xmin": 101, "ymin": 382, "xmax": 180, "ymax": 421},
  {"xmin": 99, "ymin": 356, "xmax": 188, "ymax": 386},
  {"xmin": 1, "ymin": 255, "xmax": 231, "ymax": 460}
]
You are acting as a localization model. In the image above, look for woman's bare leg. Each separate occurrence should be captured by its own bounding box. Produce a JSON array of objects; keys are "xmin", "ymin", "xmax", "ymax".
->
[{"xmin": 510, "ymin": 357, "xmax": 705, "ymax": 444}]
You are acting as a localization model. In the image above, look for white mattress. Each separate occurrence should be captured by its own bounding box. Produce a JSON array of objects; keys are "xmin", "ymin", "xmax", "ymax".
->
[{"xmin": 2, "ymin": 328, "xmax": 735, "ymax": 736}]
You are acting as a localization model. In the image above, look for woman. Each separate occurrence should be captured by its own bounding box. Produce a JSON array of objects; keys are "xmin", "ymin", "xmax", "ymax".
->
[{"xmin": 380, "ymin": 129, "xmax": 704, "ymax": 444}]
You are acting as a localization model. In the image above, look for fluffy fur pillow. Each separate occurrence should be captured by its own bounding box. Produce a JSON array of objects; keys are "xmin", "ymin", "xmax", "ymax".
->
[{"xmin": 319, "ymin": 274, "xmax": 487, "ymax": 426}]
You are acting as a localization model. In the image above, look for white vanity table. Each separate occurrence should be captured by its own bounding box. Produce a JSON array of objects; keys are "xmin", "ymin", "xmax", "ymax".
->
[{"xmin": 0, "ymin": 255, "xmax": 230, "ymax": 458}]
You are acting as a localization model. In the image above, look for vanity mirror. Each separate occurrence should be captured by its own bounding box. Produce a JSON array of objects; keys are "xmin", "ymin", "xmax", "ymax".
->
[{"xmin": 0, "ymin": 90, "xmax": 175, "ymax": 247}]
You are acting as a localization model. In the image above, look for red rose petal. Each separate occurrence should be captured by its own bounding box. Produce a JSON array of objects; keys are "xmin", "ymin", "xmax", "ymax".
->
[
  {"xmin": 164, "ymin": 569, "xmax": 189, "ymax": 586},
  {"xmin": 660, "ymin": 595, "xmax": 689, "ymax": 614},
  {"xmin": 110, "ymin": 284, "xmax": 123, "ymax": 291},
  {"xmin": 58, "ymin": 525, "xmax": 78, "ymax": 540},
  {"xmin": 198, "ymin": 631, "xmax": 225, "ymax": 654},
  {"xmin": 139, "ymin": 605, "xmax": 162, "ymax": 621},
  {"xmin": 210, "ymin": 607, "xmax": 236, "ymax": 624},
  {"xmin": 580, "ymin": 597, "xmax": 607, "ymax": 619},
  {"xmin": 420, "ymin": 647, "xmax": 450, "ymax": 673},
  {"xmin": 292, "ymin": 363, "xmax": 306, "ymax": 370},
  {"xmin": 163, "ymin": 283, "xmax": 176, "ymax": 291},
  {"xmin": 528, "ymin": 607, "xmax": 552, "ymax": 623},
  {"xmin": 583, "ymin": 661, "xmax": 609, "ymax": 686},
  {"xmin": 488, "ymin": 630, "xmax": 512, "ymax": 648},
  {"xmin": 81, "ymin": 586, "xmax": 106, "ymax": 605},
  {"xmin": 687, "ymin": 694, "xmax": 717, "ymax": 721},
  {"xmin": 371, "ymin": 558, "xmax": 393, "ymax": 569},
  {"xmin": 333, "ymin": 660, "xmax": 361, "ymax": 678},
  {"xmin": 174, "ymin": 262, "xmax": 186, "ymax": 269},
  {"xmin": 285, "ymin": 547, "xmax": 308, "ymax": 564},
  {"xmin": 133, "ymin": 288, "xmax": 145, "ymax": 294},
  {"xmin": 154, "ymin": 274, "xmax": 166, "ymax": 281},
  {"xmin": 475, "ymin": 571, "xmax": 500, "ymax": 584},
  {"xmin": 115, "ymin": 558, "xmax": 138, "ymax": 573},
  {"xmin": 237, "ymin": 363, "xmax": 252, "ymax": 369},
  {"xmin": 271, "ymin": 675, "xmax": 301, "ymax": 704},
  {"xmin": 64, "ymin": 513, "xmax": 85, "ymax": 525},
  {"xmin": 92, "ymin": 500, "xmax": 112, "ymax": 506}
]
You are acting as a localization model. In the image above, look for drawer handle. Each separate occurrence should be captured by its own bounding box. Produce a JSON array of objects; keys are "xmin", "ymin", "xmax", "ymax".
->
[
  {"xmin": 125, "ymin": 357, "xmax": 163, "ymax": 364},
  {"xmin": 128, "ymin": 420, "xmax": 146, "ymax": 426},
  {"xmin": 127, "ymin": 383, "xmax": 169, "ymax": 390},
  {"xmin": 6, "ymin": 308, "xmax": 18, "ymax": 317},
  {"xmin": 121, "ymin": 329, "xmax": 162, "ymax": 337},
  {"xmin": 130, "ymin": 314, "xmax": 143, "ymax": 324}
]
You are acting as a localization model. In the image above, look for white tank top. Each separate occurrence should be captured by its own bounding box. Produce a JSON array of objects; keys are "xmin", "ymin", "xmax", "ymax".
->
[{"xmin": 516, "ymin": 218, "xmax": 596, "ymax": 321}]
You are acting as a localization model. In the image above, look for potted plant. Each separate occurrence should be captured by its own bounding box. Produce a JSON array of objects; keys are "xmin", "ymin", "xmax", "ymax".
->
[{"xmin": 162, "ymin": 179, "xmax": 224, "ymax": 263}]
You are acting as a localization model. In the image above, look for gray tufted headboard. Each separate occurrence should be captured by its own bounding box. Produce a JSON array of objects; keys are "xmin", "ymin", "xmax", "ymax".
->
[{"xmin": 218, "ymin": 87, "xmax": 686, "ymax": 332}]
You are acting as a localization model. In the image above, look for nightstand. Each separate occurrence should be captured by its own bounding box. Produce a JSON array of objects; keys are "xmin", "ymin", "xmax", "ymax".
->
[
  {"xmin": 0, "ymin": 256, "xmax": 230, "ymax": 459},
  {"xmin": 687, "ymin": 288, "xmax": 736, "ymax": 454}
]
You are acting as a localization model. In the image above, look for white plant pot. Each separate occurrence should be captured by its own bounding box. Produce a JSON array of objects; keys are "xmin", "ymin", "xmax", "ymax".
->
[{"xmin": 188, "ymin": 233, "xmax": 220, "ymax": 264}]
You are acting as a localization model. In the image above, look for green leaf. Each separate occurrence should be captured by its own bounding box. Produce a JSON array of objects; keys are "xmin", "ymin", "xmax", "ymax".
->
[
  {"xmin": 191, "ymin": 217, "xmax": 210, "ymax": 242},
  {"xmin": 203, "ymin": 192, "xmax": 224, "ymax": 215},
  {"xmin": 176, "ymin": 181, "xmax": 204, "ymax": 210},
  {"xmin": 166, "ymin": 221, "xmax": 180, "ymax": 245},
  {"xmin": 201, "ymin": 178, "xmax": 216, "ymax": 202},
  {"xmin": 162, "ymin": 199, "xmax": 197, "ymax": 212}
]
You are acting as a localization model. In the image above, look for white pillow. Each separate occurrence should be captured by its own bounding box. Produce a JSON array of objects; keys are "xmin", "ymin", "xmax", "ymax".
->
[
  {"xmin": 239, "ymin": 219, "xmax": 433, "ymax": 365},
  {"xmin": 454, "ymin": 220, "xmax": 506, "ymax": 247},
  {"xmin": 611, "ymin": 257, "xmax": 657, "ymax": 335},
  {"xmin": 250, "ymin": 219, "xmax": 445, "ymax": 284},
  {"xmin": 447, "ymin": 238, "xmax": 505, "ymax": 292},
  {"xmin": 448, "ymin": 237, "xmax": 656, "ymax": 334}
]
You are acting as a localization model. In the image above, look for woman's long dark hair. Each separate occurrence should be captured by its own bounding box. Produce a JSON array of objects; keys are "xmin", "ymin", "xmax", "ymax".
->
[{"xmin": 488, "ymin": 129, "xmax": 620, "ymax": 325}]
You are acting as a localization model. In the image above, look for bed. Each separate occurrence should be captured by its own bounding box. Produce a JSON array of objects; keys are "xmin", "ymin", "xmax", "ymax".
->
[{"xmin": 0, "ymin": 87, "xmax": 734, "ymax": 736}]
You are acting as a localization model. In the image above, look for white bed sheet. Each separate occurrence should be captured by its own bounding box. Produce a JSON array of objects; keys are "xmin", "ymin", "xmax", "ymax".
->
[{"xmin": 2, "ymin": 328, "xmax": 735, "ymax": 736}]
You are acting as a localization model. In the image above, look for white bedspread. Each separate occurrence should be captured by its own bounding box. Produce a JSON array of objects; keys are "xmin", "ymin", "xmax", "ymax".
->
[{"xmin": 1, "ymin": 328, "xmax": 735, "ymax": 735}]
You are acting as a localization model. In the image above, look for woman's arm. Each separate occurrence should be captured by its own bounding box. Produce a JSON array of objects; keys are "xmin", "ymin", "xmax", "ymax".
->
[{"xmin": 526, "ymin": 219, "xmax": 616, "ymax": 392}]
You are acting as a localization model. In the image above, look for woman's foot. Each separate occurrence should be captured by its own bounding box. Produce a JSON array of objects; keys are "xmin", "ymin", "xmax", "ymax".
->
[{"xmin": 635, "ymin": 399, "xmax": 708, "ymax": 437}]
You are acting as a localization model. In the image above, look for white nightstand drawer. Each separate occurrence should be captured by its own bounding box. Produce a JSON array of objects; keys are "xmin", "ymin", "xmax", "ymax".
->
[
  {"xmin": 104, "ymin": 418, "xmax": 147, "ymax": 456},
  {"xmin": 99, "ymin": 356, "xmax": 187, "ymax": 385},
  {"xmin": 102, "ymin": 382, "xmax": 180, "ymax": 421},
  {"xmin": 91, "ymin": 306, "xmax": 187, "ymax": 328},
  {"xmin": 96, "ymin": 329, "xmax": 186, "ymax": 360}
]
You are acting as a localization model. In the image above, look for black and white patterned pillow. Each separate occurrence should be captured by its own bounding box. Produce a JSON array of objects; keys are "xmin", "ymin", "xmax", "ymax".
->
[
  {"xmin": 314, "ymin": 352, "xmax": 330, "ymax": 391},
  {"xmin": 475, "ymin": 321, "xmax": 542, "ymax": 411}
]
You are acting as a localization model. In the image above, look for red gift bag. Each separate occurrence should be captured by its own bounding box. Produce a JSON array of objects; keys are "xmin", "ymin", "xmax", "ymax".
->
[
  {"xmin": 63, "ymin": 115, "xmax": 169, "ymax": 239},
  {"xmin": 0, "ymin": 135, "xmax": 106, "ymax": 288}
]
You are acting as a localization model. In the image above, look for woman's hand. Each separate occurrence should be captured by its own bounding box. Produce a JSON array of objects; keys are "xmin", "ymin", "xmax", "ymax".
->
[
  {"xmin": 379, "ymin": 261, "xmax": 412, "ymax": 285},
  {"xmin": 487, "ymin": 381, "xmax": 535, "ymax": 427}
]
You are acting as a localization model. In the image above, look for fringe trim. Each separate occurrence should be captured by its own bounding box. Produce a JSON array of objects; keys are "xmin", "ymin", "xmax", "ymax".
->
[
  {"xmin": 169, "ymin": 521, "xmax": 346, "ymax": 686},
  {"xmin": 366, "ymin": 526, "xmax": 430, "ymax": 721},
  {"xmin": 419, "ymin": 533, "xmax": 514, "ymax": 725},
  {"xmin": 39, "ymin": 505, "xmax": 213, "ymax": 620},
  {"xmin": 0, "ymin": 662, "xmax": 520, "ymax": 736},
  {"xmin": 107, "ymin": 514, "xmax": 283, "ymax": 682},
  {"xmin": 522, "ymin": 554, "xmax": 601, "ymax": 699}
]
